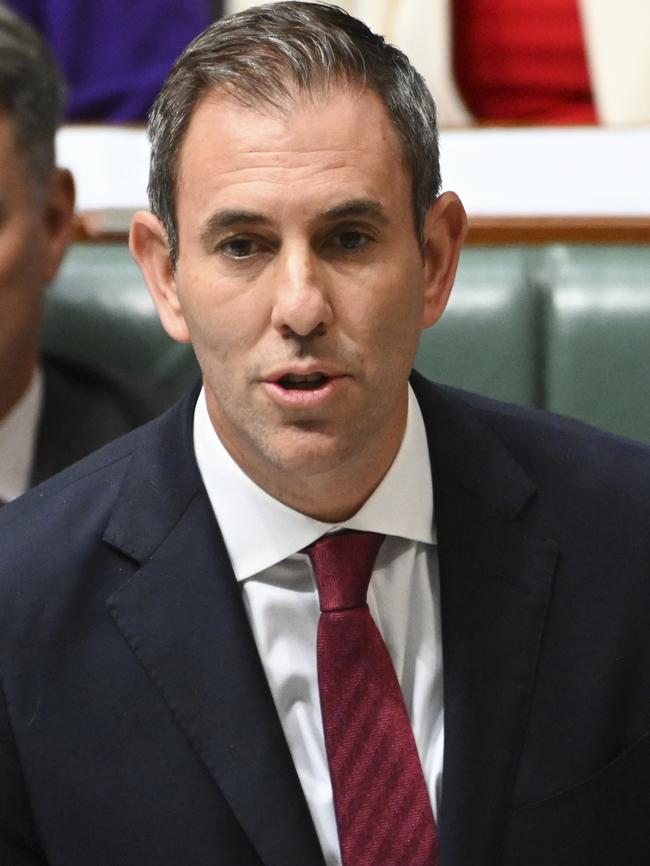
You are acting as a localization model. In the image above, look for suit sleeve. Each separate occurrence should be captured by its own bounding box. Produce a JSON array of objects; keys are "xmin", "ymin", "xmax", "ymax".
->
[{"xmin": 0, "ymin": 679, "xmax": 48, "ymax": 865}]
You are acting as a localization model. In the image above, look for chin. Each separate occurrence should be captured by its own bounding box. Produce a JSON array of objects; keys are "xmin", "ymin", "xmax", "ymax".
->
[{"xmin": 261, "ymin": 428, "xmax": 354, "ymax": 476}]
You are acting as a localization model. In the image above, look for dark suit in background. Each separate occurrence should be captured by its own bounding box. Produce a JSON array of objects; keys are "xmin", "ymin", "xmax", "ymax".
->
[
  {"xmin": 2, "ymin": 372, "xmax": 649, "ymax": 866},
  {"xmin": 31, "ymin": 354, "xmax": 164, "ymax": 485}
]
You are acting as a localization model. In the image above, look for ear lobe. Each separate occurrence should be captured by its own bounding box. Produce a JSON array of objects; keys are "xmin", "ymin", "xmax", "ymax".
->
[
  {"xmin": 129, "ymin": 210, "xmax": 191, "ymax": 344},
  {"xmin": 420, "ymin": 191, "xmax": 468, "ymax": 329},
  {"xmin": 41, "ymin": 168, "xmax": 75, "ymax": 283}
]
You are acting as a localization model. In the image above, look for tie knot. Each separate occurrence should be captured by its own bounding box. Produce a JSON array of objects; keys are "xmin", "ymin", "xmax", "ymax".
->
[{"xmin": 305, "ymin": 530, "xmax": 385, "ymax": 612}]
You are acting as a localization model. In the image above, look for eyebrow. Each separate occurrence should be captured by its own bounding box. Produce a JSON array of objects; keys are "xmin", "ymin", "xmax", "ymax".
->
[
  {"xmin": 199, "ymin": 198, "xmax": 389, "ymax": 246},
  {"xmin": 200, "ymin": 209, "xmax": 271, "ymax": 245},
  {"xmin": 321, "ymin": 199, "xmax": 389, "ymax": 225}
]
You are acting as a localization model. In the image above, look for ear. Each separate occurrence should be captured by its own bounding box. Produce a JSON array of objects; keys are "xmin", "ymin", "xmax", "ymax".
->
[
  {"xmin": 129, "ymin": 210, "xmax": 191, "ymax": 344},
  {"xmin": 40, "ymin": 168, "xmax": 75, "ymax": 284},
  {"xmin": 420, "ymin": 191, "xmax": 468, "ymax": 329}
]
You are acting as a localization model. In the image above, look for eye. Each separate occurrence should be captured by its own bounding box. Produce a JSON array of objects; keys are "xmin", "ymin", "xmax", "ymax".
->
[
  {"xmin": 219, "ymin": 237, "xmax": 260, "ymax": 259},
  {"xmin": 333, "ymin": 230, "xmax": 371, "ymax": 251}
]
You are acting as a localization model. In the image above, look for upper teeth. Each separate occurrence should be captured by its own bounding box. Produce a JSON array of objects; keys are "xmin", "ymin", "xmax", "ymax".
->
[{"xmin": 284, "ymin": 373, "xmax": 324, "ymax": 382}]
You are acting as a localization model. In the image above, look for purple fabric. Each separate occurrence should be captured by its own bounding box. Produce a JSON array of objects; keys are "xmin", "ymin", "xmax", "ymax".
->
[{"xmin": 6, "ymin": 0, "xmax": 218, "ymax": 121}]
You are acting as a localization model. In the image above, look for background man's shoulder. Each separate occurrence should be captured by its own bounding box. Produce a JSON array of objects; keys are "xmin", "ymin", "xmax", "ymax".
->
[
  {"xmin": 32, "ymin": 353, "xmax": 168, "ymax": 485},
  {"xmin": 0, "ymin": 421, "xmax": 138, "ymax": 555}
]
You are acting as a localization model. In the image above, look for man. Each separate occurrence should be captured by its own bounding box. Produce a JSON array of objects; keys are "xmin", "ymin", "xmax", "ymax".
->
[
  {"xmin": 0, "ymin": 4, "xmax": 159, "ymax": 502},
  {"xmin": 1, "ymin": 3, "xmax": 649, "ymax": 865}
]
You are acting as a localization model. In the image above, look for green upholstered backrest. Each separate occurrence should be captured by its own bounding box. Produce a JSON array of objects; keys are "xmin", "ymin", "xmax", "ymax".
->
[
  {"xmin": 415, "ymin": 247, "xmax": 542, "ymax": 406},
  {"xmin": 42, "ymin": 242, "xmax": 650, "ymax": 445},
  {"xmin": 43, "ymin": 243, "xmax": 199, "ymax": 406},
  {"xmin": 47, "ymin": 245, "xmax": 541, "ymax": 410},
  {"xmin": 543, "ymin": 246, "xmax": 650, "ymax": 444}
]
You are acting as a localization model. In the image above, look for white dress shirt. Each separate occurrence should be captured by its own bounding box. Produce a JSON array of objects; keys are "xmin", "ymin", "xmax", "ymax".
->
[
  {"xmin": 193, "ymin": 385, "xmax": 443, "ymax": 866},
  {"xmin": 0, "ymin": 369, "xmax": 43, "ymax": 503}
]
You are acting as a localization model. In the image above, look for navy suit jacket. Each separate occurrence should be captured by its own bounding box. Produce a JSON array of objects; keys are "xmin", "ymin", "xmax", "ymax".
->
[{"xmin": 1, "ymin": 371, "xmax": 650, "ymax": 865}]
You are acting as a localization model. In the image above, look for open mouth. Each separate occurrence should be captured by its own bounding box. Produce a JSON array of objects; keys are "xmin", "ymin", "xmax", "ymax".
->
[{"xmin": 277, "ymin": 373, "xmax": 329, "ymax": 391}]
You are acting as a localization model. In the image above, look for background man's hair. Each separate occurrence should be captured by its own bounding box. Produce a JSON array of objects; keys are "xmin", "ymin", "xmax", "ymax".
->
[
  {"xmin": 147, "ymin": 1, "xmax": 441, "ymax": 268},
  {"xmin": 0, "ymin": 2, "xmax": 65, "ymax": 185}
]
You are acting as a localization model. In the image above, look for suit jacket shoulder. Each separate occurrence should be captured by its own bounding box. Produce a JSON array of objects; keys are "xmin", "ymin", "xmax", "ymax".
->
[
  {"xmin": 411, "ymin": 372, "xmax": 650, "ymax": 866},
  {"xmin": 413, "ymin": 371, "xmax": 650, "ymax": 535},
  {"xmin": 0, "ymin": 387, "xmax": 323, "ymax": 866}
]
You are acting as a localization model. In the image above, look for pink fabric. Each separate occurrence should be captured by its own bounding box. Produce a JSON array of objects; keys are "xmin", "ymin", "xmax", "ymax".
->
[{"xmin": 306, "ymin": 531, "xmax": 439, "ymax": 866}]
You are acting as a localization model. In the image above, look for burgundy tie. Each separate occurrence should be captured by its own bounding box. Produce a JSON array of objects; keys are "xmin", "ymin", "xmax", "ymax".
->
[{"xmin": 305, "ymin": 531, "xmax": 439, "ymax": 866}]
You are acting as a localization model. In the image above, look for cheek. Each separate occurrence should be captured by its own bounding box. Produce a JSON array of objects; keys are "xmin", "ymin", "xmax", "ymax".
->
[
  {"xmin": 352, "ymin": 264, "xmax": 425, "ymax": 339},
  {"xmin": 337, "ymin": 294, "xmax": 422, "ymax": 390},
  {"xmin": 179, "ymin": 278, "xmax": 268, "ymax": 368},
  {"xmin": 0, "ymin": 223, "xmax": 22, "ymax": 277},
  {"xmin": 0, "ymin": 227, "xmax": 41, "ymax": 298}
]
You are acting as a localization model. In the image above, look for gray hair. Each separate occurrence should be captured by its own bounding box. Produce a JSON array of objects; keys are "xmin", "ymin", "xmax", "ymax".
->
[
  {"xmin": 147, "ymin": 1, "xmax": 441, "ymax": 267},
  {"xmin": 0, "ymin": 3, "xmax": 65, "ymax": 184}
]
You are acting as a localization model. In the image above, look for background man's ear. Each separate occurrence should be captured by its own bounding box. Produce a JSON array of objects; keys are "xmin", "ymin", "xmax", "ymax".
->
[
  {"xmin": 129, "ymin": 211, "xmax": 191, "ymax": 344},
  {"xmin": 420, "ymin": 191, "xmax": 468, "ymax": 328},
  {"xmin": 41, "ymin": 168, "xmax": 75, "ymax": 284}
]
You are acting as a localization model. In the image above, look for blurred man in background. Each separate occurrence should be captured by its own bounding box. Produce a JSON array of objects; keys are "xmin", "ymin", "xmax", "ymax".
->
[{"xmin": 0, "ymin": 3, "xmax": 157, "ymax": 503}]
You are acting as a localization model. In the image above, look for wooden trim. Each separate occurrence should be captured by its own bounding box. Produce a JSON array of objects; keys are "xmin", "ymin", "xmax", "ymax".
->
[
  {"xmin": 466, "ymin": 216, "xmax": 650, "ymax": 245},
  {"xmin": 74, "ymin": 211, "xmax": 650, "ymax": 246},
  {"xmin": 74, "ymin": 209, "xmax": 135, "ymax": 242}
]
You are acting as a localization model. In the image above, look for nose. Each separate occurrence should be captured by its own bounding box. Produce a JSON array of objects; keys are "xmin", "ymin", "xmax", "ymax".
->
[{"xmin": 271, "ymin": 246, "xmax": 333, "ymax": 339}]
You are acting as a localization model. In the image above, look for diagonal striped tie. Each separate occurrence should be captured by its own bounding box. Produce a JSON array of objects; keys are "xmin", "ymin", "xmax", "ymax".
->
[{"xmin": 305, "ymin": 530, "xmax": 439, "ymax": 866}]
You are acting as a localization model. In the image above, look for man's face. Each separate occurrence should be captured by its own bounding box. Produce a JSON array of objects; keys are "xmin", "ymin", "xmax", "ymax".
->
[
  {"xmin": 135, "ymin": 87, "xmax": 464, "ymax": 513},
  {"xmin": 0, "ymin": 112, "xmax": 73, "ymax": 367},
  {"xmin": 0, "ymin": 112, "xmax": 49, "ymax": 355}
]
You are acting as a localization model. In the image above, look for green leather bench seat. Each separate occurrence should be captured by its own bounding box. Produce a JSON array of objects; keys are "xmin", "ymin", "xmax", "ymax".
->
[
  {"xmin": 43, "ymin": 244, "xmax": 199, "ymax": 406},
  {"xmin": 415, "ymin": 248, "xmax": 541, "ymax": 407},
  {"xmin": 543, "ymin": 246, "xmax": 650, "ymax": 444},
  {"xmin": 42, "ymin": 243, "xmax": 650, "ymax": 444}
]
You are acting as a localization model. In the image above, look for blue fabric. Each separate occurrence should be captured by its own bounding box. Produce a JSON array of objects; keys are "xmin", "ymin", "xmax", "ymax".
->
[{"xmin": 6, "ymin": 0, "xmax": 218, "ymax": 120}]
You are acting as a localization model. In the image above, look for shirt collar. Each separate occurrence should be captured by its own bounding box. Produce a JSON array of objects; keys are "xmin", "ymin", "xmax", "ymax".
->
[
  {"xmin": 193, "ymin": 384, "xmax": 435, "ymax": 581},
  {"xmin": 0, "ymin": 368, "xmax": 43, "ymax": 503}
]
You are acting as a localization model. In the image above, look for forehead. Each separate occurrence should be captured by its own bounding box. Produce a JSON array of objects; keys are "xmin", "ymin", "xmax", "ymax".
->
[{"xmin": 174, "ymin": 86, "xmax": 411, "ymax": 221}]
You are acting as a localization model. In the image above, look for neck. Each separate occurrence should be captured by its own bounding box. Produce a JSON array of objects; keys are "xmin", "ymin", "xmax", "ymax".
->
[
  {"xmin": 269, "ymin": 427, "xmax": 405, "ymax": 522},
  {"xmin": 271, "ymin": 472, "xmax": 389, "ymax": 523}
]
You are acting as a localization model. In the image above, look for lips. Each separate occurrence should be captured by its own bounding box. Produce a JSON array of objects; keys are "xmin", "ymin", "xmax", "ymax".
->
[
  {"xmin": 261, "ymin": 367, "xmax": 346, "ymax": 407},
  {"xmin": 278, "ymin": 372, "xmax": 328, "ymax": 390}
]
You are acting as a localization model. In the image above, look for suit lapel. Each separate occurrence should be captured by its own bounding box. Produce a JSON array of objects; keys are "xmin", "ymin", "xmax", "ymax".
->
[
  {"xmin": 100, "ymin": 375, "xmax": 558, "ymax": 866},
  {"xmin": 412, "ymin": 374, "xmax": 559, "ymax": 866},
  {"xmin": 102, "ymin": 393, "xmax": 325, "ymax": 866}
]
